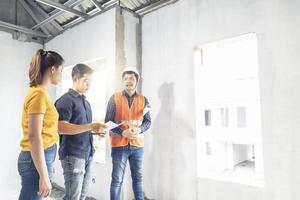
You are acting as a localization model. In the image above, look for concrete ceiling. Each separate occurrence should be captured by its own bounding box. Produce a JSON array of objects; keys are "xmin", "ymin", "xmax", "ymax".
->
[{"xmin": 0, "ymin": 0, "xmax": 178, "ymax": 43}]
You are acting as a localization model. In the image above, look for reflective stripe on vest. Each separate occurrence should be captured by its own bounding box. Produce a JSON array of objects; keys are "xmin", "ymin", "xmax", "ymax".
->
[
  {"xmin": 110, "ymin": 92, "xmax": 145, "ymax": 147},
  {"xmin": 121, "ymin": 119, "xmax": 143, "ymax": 126}
]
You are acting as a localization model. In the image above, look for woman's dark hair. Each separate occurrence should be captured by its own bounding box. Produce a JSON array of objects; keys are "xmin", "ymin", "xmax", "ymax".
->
[
  {"xmin": 29, "ymin": 49, "xmax": 64, "ymax": 87},
  {"xmin": 71, "ymin": 63, "xmax": 94, "ymax": 81}
]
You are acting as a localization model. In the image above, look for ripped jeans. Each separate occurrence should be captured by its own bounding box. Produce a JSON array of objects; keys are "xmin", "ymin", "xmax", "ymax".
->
[{"xmin": 60, "ymin": 156, "xmax": 93, "ymax": 200}]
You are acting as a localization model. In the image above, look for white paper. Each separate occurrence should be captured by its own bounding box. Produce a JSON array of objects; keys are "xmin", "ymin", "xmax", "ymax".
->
[
  {"xmin": 143, "ymin": 106, "xmax": 151, "ymax": 116},
  {"xmin": 105, "ymin": 121, "xmax": 123, "ymax": 131}
]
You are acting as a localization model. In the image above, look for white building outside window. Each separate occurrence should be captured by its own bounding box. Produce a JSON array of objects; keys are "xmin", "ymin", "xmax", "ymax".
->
[{"xmin": 194, "ymin": 33, "xmax": 264, "ymax": 187}]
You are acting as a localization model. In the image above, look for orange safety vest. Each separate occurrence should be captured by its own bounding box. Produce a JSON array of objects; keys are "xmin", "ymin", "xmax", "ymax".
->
[{"xmin": 110, "ymin": 92, "xmax": 145, "ymax": 147}]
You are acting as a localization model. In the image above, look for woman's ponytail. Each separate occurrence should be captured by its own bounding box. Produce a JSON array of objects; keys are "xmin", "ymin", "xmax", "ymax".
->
[
  {"xmin": 29, "ymin": 49, "xmax": 43, "ymax": 87},
  {"xmin": 28, "ymin": 49, "xmax": 64, "ymax": 86}
]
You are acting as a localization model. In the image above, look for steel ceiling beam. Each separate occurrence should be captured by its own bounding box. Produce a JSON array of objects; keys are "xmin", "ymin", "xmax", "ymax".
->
[
  {"xmin": 45, "ymin": 1, "xmax": 118, "ymax": 42},
  {"xmin": 136, "ymin": 0, "xmax": 178, "ymax": 15},
  {"xmin": 26, "ymin": 0, "xmax": 63, "ymax": 31},
  {"xmin": 90, "ymin": 0, "xmax": 104, "ymax": 11},
  {"xmin": 47, "ymin": 0, "xmax": 80, "ymax": 16},
  {"xmin": 0, "ymin": 20, "xmax": 48, "ymax": 38},
  {"xmin": 31, "ymin": 0, "xmax": 85, "ymax": 30},
  {"xmin": 35, "ymin": 0, "xmax": 89, "ymax": 19},
  {"xmin": 62, "ymin": 0, "xmax": 118, "ymax": 29},
  {"xmin": 120, "ymin": 6, "xmax": 140, "ymax": 18},
  {"xmin": 102, "ymin": 0, "xmax": 119, "ymax": 8},
  {"xmin": 18, "ymin": 0, "xmax": 50, "ymax": 35}
]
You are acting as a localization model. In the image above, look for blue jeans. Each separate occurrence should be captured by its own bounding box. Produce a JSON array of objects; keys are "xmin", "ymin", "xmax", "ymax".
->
[
  {"xmin": 18, "ymin": 144, "xmax": 57, "ymax": 200},
  {"xmin": 61, "ymin": 156, "xmax": 93, "ymax": 200},
  {"xmin": 110, "ymin": 146, "xmax": 144, "ymax": 200}
]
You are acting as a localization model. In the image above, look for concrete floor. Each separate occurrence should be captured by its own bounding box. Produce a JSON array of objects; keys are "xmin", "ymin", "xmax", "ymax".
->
[{"xmin": 46, "ymin": 183, "xmax": 96, "ymax": 200}]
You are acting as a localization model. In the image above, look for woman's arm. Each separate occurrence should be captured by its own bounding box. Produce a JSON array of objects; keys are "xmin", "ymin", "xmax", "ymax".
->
[{"xmin": 28, "ymin": 114, "xmax": 52, "ymax": 198}]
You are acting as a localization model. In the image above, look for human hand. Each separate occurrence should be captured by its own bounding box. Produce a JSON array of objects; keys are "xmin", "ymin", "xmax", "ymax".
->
[
  {"xmin": 37, "ymin": 176, "xmax": 52, "ymax": 197},
  {"xmin": 122, "ymin": 127, "xmax": 138, "ymax": 139},
  {"xmin": 91, "ymin": 123, "xmax": 107, "ymax": 134},
  {"xmin": 131, "ymin": 127, "xmax": 142, "ymax": 135},
  {"xmin": 94, "ymin": 131, "xmax": 107, "ymax": 137}
]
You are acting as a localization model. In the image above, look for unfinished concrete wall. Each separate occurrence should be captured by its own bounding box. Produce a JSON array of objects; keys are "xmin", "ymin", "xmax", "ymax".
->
[
  {"xmin": 142, "ymin": 0, "xmax": 300, "ymax": 199},
  {"xmin": 115, "ymin": 7, "xmax": 142, "ymax": 91},
  {"xmin": 0, "ymin": 31, "xmax": 42, "ymax": 199},
  {"xmin": 115, "ymin": 7, "xmax": 143, "ymax": 199},
  {"xmin": 45, "ymin": 9, "xmax": 116, "ymax": 200}
]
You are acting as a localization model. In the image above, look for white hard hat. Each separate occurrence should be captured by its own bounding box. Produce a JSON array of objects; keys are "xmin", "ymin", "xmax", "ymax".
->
[{"xmin": 122, "ymin": 67, "xmax": 140, "ymax": 79}]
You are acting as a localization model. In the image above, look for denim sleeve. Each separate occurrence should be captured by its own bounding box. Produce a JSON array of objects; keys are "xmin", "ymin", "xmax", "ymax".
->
[
  {"xmin": 140, "ymin": 97, "xmax": 151, "ymax": 133},
  {"xmin": 55, "ymin": 96, "xmax": 72, "ymax": 122},
  {"xmin": 105, "ymin": 95, "xmax": 123, "ymax": 135}
]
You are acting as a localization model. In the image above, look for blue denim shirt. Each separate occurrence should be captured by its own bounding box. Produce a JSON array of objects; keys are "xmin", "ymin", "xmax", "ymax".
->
[{"xmin": 55, "ymin": 89, "xmax": 94, "ymax": 161}]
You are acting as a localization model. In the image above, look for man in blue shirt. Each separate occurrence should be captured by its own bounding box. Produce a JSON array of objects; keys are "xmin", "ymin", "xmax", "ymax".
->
[{"xmin": 55, "ymin": 64, "xmax": 106, "ymax": 200}]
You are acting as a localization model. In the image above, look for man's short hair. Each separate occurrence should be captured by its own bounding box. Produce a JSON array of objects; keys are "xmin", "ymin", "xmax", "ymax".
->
[{"xmin": 72, "ymin": 63, "xmax": 93, "ymax": 80}]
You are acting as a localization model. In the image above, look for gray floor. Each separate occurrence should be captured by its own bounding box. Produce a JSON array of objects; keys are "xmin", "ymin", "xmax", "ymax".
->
[
  {"xmin": 46, "ymin": 183, "xmax": 154, "ymax": 200},
  {"xmin": 46, "ymin": 183, "xmax": 96, "ymax": 200}
]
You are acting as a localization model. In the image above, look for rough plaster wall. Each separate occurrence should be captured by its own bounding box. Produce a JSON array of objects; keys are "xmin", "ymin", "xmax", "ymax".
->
[
  {"xmin": 45, "ymin": 9, "xmax": 116, "ymax": 200},
  {"xmin": 123, "ymin": 10, "xmax": 140, "ymax": 70},
  {"xmin": 142, "ymin": 0, "xmax": 300, "ymax": 199},
  {"xmin": 0, "ymin": 31, "xmax": 42, "ymax": 199},
  {"xmin": 115, "ymin": 7, "xmax": 141, "ymax": 91},
  {"xmin": 115, "ymin": 8, "xmax": 142, "ymax": 199},
  {"xmin": 115, "ymin": 6, "xmax": 126, "ymax": 90}
]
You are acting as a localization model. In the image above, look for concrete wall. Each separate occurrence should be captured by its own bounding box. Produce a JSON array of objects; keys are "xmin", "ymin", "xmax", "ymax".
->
[
  {"xmin": 115, "ymin": 8, "xmax": 143, "ymax": 199},
  {"xmin": 0, "ymin": 31, "xmax": 42, "ymax": 199},
  {"xmin": 115, "ymin": 7, "xmax": 141, "ymax": 91},
  {"xmin": 142, "ymin": 0, "xmax": 300, "ymax": 199},
  {"xmin": 45, "ymin": 9, "xmax": 116, "ymax": 200}
]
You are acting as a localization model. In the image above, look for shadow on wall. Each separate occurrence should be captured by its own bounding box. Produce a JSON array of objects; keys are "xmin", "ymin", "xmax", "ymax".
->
[{"xmin": 146, "ymin": 82, "xmax": 196, "ymax": 200}]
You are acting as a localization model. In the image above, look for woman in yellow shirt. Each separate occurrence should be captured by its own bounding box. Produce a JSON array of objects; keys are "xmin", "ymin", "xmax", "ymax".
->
[{"xmin": 18, "ymin": 49, "xmax": 64, "ymax": 200}]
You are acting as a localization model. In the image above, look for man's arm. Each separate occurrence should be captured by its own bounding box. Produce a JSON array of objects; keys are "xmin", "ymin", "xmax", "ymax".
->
[
  {"xmin": 132, "ymin": 97, "xmax": 152, "ymax": 135},
  {"xmin": 105, "ymin": 95, "xmax": 123, "ymax": 135},
  {"xmin": 58, "ymin": 121, "xmax": 105, "ymax": 135},
  {"xmin": 56, "ymin": 95, "xmax": 106, "ymax": 135},
  {"xmin": 140, "ymin": 97, "xmax": 152, "ymax": 133}
]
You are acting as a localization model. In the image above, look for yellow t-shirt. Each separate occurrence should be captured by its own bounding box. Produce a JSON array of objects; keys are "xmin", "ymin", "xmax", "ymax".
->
[{"xmin": 20, "ymin": 86, "xmax": 59, "ymax": 151}]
